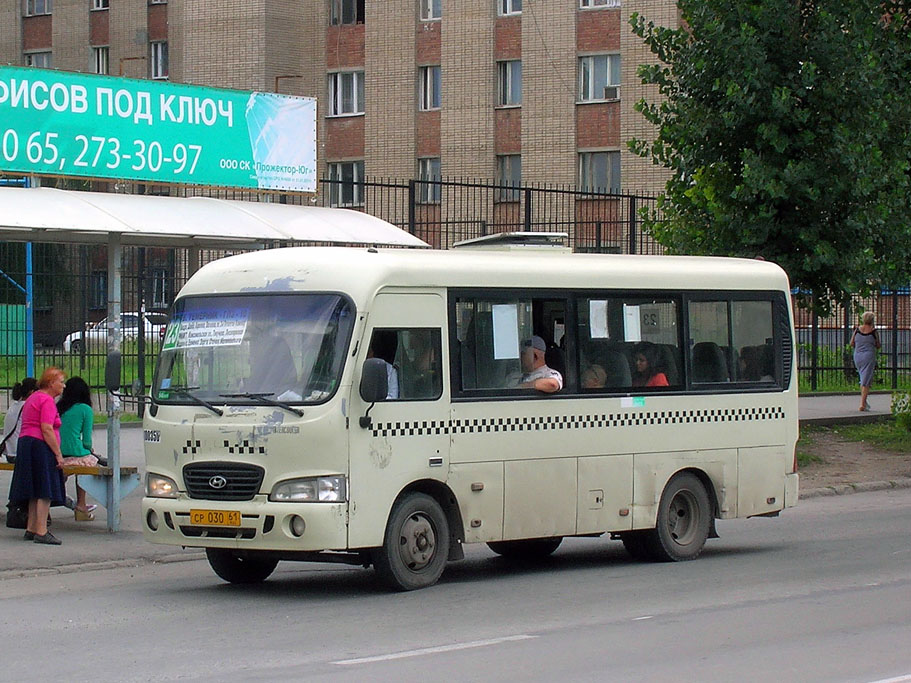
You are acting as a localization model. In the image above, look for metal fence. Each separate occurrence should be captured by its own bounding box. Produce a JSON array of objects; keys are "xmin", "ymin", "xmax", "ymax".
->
[{"xmin": 2, "ymin": 175, "xmax": 909, "ymax": 403}]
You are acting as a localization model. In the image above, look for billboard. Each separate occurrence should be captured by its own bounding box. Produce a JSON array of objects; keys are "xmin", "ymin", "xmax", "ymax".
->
[{"xmin": 0, "ymin": 66, "xmax": 317, "ymax": 192}]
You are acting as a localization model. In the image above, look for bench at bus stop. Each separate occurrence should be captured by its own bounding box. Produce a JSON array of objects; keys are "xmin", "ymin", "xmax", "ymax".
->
[{"xmin": 0, "ymin": 461, "xmax": 140, "ymax": 530}]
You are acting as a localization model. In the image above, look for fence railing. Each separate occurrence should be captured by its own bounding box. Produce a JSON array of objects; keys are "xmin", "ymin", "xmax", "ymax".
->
[{"xmin": 1, "ymin": 176, "xmax": 909, "ymax": 402}]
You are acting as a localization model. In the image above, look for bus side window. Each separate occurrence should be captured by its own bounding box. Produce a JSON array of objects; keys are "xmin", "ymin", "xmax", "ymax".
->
[{"xmin": 369, "ymin": 328, "xmax": 443, "ymax": 401}]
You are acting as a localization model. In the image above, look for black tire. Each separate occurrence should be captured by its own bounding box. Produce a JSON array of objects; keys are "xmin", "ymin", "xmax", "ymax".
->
[
  {"xmin": 70, "ymin": 339, "xmax": 83, "ymax": 354},
  {"xmin": 486, "ymin": 537, "xmax": 562, "ymax": 561},
  {"xmin": 643, "ymin": 472, "xmax": 712, "ymax": 562},
  {"xmin": 206, "ymin": 548, "xmax": 278, "ymax": 584},
  {"xmin": 619, "ymin": 530, "xmax": 651, "ymax": 561},
  {"xmin": 374, "ymin": 493, "xmax": 450, "ymax": 591}
]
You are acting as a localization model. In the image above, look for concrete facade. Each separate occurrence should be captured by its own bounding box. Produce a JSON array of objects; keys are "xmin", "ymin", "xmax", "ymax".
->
[{"xmin": 0, "ymin": 1, "xmax": 678, "ymax": 197}]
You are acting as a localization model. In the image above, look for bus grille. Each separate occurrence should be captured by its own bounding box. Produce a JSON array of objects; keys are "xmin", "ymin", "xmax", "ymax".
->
[{"xmin": 183, "ymin": 462, "xmax": 265, "ymax": 501}]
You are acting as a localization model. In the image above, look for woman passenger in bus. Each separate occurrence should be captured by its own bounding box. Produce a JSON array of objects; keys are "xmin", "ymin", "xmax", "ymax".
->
[
  {"xmin": 581, "ymin": 364, "xmax": 607, "ymax": 389},
  {"xmin": 632, "ymin": 342, "xmax": 669, "ymax": 387}
]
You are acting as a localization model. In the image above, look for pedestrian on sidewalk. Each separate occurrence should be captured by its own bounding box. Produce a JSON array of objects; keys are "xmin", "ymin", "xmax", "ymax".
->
[
  {"xmin": 57, "ymin": 376, "xmax": 100, "ymax": 522},
  {"xmin": 2, "ymin": 377, "xmax": 37, "ymax": 463},
  {"xmin": 7, "ymin": 367, "xmax": 67, "ymax": 545},
  {"xmin": 850, "ymin": 312, "xmax": 881, "ymax": 412}
]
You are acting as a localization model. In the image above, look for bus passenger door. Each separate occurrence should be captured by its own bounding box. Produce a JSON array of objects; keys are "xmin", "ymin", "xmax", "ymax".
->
[{"xmin": 347, "ymin": 293, "xmax": 450, "ymax": 550}]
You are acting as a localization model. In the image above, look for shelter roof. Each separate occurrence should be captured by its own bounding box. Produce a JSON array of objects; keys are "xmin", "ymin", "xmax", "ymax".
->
[{"xmin": 0, "ymin": 186, "xmax": 427, "ymax": 248}]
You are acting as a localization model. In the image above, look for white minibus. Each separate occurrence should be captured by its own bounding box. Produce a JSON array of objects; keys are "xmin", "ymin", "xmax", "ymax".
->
[{"xmin": 141, "ymin": 234, "xmax": 798, "ymax": 590}]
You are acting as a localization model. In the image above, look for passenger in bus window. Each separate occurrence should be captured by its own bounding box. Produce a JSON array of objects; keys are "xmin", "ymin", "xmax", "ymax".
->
[
  {"xmin": 367, "ymin": 330, "xmax": 400, "ymax": 400},
  {"xmin": 516, "ymin": 335, "xmax": 563, "ymax": 393},
  {"xmin": 632, "ymin": 342, "xmax": 669, "ymax": 388},
  {"xmin": 581, "ymin": 364, "xmax": 607, "ymax": 389}
]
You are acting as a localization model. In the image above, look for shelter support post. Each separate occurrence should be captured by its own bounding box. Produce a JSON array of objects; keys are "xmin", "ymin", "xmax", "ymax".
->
[{"xmin": 105, "ymin": 233, "xmax": 123, "ymax": 531}]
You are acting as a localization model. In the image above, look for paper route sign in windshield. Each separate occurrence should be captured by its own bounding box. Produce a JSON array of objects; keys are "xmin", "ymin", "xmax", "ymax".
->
[{"xmin": 163, "ymin": 308, "xmax": 249, "ymax": 350}]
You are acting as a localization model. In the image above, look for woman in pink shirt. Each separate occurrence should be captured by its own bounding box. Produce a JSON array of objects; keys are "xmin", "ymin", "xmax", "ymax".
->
[{"xmin": 7, "ymin": 367, "xmax": 67, "ymax": 545}]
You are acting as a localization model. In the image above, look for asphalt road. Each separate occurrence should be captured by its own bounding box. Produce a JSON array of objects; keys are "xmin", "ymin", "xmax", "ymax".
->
[{"xmin": 1, "ymin": 488, "xmax": 909, "ymax": 683}]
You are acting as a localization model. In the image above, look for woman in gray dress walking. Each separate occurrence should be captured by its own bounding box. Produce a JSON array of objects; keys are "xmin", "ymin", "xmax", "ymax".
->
[{"xmin": 850, "ymin": 312, "xmax": 880, "ymax": 411}]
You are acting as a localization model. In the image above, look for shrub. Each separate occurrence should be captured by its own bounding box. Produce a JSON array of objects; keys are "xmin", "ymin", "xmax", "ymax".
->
[{"xmin": 891, "ymin": 391, "xmax": 911, "ymax": 431}]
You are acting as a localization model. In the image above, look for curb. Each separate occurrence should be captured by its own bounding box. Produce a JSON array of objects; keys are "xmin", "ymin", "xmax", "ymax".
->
[
  {"xmin": 0, "ymin": 549, "xmax": 204, "ymax": 582},
  {"xmin": 800, "ymin": 477, "xmax": 911, "ymax": 499}
]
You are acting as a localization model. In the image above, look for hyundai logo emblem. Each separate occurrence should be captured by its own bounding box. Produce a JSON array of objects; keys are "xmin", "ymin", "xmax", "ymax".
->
[{"xmin": 209, "ymin": 475, "xmax": 228, "ymax": 489}]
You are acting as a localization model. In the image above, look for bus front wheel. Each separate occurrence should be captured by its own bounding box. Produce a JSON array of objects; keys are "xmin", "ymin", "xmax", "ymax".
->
[
  {"xmin": 374, "ymin": 493, "xmax": 450, "ymax": 591},
  {"xmin": 645, "ymin": 472, "xmax": 711, "ymax": 562},
  {"xmin": 206, "ymin": 548, "xmax": 278, "ymax": 584}
]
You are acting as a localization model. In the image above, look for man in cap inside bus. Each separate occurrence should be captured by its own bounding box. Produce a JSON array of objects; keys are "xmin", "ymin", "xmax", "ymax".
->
[{"xmin": 517, "ymin": 335, "xmax": 563, "ymax": 393}]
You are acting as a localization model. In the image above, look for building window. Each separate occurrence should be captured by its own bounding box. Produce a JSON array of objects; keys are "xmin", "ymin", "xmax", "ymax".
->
[
  {"xmin": 418, "ymin": 158, "xmax": 441, "ymax": 204},
  {"xmin": 25, "ymin": 0, "xmax": 51, "ymax": 16},
  {"xmin": 91, "ymin": 0, "xmax": 109, "ymax": 9},
  {"xmin": 151, "ymin": 268, "xmax": 170, "ymax": 308},
  {"xmin": 496, "ymin": 155, "xmax": 521, "ymax": 202},
  {"xmin": 497, "ymin": 60, "xmax": 522, "ymax": 106},
  {"xmin": 328, "ymin": 71, "xmax": 365, "ymax": 116},
  {"xmin": 150, "ymin": 41, "xmax": 169, "ymax": 79},
  {"xmin": 419, "ymin": 66, "xmax": 441, "ymax": 111},
  {"xmin": 578, "ymin": 54, "xmax": 621, "ymax": 102},
  {"xmin": 420, "ymin": 0, "xmax": 441, "ymax": 20},
  {"xmin": 25, "ymin": 52, "xmax": 52, "ymax": 69},
  {"xmin": 92, "ymin": 46, "xmax": 109, "ymax": 75},
  {"xmin": 149, "ymin": 0, "xmax": 167, "ymax": 3},
  {"xmin": 328, "ymin": 161, "xmax": 365, "ymax": 207},
  {"xmin": 579, "ymin": 151, "xmax": 621, "ymax": 194},
  {"xmin": 579, "ymin": 0, "xmax": 620, "ymax": 7},
  {"xmin": 330, "ymin": 0, "xmax": 365, "ymax": 25},
  {"xmin": 498, "ymin": 0, "xmax": 522, "ymax": 15}
]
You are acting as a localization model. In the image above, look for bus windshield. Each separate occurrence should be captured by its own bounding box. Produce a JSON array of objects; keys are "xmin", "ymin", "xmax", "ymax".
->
[{"xmin": 153, "ymin": 293, "xmax": 355, "ymax": 406}]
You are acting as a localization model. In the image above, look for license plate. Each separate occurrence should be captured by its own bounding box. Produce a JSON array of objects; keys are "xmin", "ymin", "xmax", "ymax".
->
[{"xmin": 189, "ymin": 509, "xmax": 241, "ymax": 527}]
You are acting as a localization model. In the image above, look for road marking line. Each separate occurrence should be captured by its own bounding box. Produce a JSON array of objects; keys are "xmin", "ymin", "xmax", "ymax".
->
[
  {"xmin": 632, "ymin": 616, "xmax": 653, "ymax": 621},
  {"xmin": 333, "ymin": 634, "xmax": 537, "ymax": 666},
  {"xmin": 866, "ymin": 675, "xmax": 911, "ymax": 683}
]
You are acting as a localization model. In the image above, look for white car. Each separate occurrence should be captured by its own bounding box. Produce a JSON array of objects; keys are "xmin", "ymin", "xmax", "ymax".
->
[{"xmin": 63, "ymin": 312, "xmax": 169, "ymax": 353}]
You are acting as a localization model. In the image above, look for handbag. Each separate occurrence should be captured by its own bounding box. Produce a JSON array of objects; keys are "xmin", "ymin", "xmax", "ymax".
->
[{"xmin": 5, "ymin": 500, "xmax": 28, "ymax": 529}]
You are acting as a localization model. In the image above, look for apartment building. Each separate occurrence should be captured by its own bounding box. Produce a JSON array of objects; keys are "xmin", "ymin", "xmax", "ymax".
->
[{"xmin": 1, "ymin": 0, "xmax": 674, "ymax": 199}]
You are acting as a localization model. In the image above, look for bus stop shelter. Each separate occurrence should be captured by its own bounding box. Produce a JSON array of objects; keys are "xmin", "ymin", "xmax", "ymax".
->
[{"xmin": 0, "ymin": 185, "xmax": 428, "ymax": 530}]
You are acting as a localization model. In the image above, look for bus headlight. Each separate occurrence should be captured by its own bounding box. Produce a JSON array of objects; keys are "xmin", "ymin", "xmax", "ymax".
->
[
  {"xmin": 270, "ymin": 476, "xmax": 347, "ymax": 503},
  {"xmin": 147, "ymin": 473, "xmax": 178, "ymax": 498}
]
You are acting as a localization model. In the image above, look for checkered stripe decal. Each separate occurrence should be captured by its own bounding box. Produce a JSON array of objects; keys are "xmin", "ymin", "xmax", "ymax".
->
[
  {"xmin": 371, "ymin": 406, "xmax": 786, "ymax": 438},
  {"xmin": 182, "ymin": 439, "xmax": 202, "ymax": 455},
  {"xmin": 223, "ymin": 440, "xmax": 266, "ymax": 455}
]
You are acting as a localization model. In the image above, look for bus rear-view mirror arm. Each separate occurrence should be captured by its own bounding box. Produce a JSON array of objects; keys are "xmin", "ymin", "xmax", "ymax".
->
[{"xmin": 105, "ymin": 351, "xmax": 151, "ymax": 402}]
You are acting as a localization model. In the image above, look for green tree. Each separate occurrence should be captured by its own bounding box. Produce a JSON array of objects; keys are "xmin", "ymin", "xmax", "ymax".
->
[{"xmin": 630, "ymin": 1, "xmax": 911, "ymax": 313}]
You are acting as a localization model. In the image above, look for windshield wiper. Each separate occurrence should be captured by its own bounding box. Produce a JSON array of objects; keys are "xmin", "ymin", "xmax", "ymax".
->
[
  {"xmin": 166, "ymin": 385, "xmax": 224, "ymax": 417},
  {"xmin": 219, "ymin": 392, "xmax": 304, "ymax": 417}
]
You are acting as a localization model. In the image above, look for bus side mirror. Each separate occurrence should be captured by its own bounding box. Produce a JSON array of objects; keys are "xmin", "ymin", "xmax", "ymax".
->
[
  {"xmin": 105, "ymin": 351, "xmax": 122, "ymax": 394},
  {"xmin": 358, "ymin": 358, "xmax": 388, "ymax": 428}
]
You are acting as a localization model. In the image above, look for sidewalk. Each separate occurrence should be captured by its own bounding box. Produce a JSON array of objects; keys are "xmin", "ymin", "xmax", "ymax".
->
[{"xmin": 0, "ymin": 393, "xmax": 908, "ymax": 578}]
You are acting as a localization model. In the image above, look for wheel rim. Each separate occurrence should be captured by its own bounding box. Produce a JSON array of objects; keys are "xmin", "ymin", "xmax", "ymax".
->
[
  {"xmin": 397, "ymin": 511, "xmax": 437, "ymax": 572},
  {"xmin": 666, "ymin": 489, "xmax": 700, "ymax": 546}
]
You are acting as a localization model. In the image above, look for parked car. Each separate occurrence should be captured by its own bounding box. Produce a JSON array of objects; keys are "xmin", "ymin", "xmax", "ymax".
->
[{"xmin": 63, "ymin": 312, "xmax": 169, "ymax": 353}]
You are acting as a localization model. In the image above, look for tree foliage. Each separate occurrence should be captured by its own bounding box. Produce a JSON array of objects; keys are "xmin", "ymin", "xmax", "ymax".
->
[{"xmin": 630, "ymin": 1, "xmax": 911, "ymax": 312}]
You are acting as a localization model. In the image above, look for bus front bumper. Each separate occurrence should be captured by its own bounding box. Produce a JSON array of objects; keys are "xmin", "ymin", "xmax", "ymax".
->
[{"xmin": 141, "ymin": 497, "xmax": 348, "ymax": 551}]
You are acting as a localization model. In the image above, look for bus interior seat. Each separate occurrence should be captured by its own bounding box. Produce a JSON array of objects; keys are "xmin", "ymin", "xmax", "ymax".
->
[
  {"xmin": 692, "ymin": 341, "xmax": 729, "ymax": 383},
  {"xmin": 655, "ymin": 344, "xmax": 681, "ymax": 385},
  {"xmin": 545, "ymin": 344, "xmax": 566, "ymax": 383},
  {"xmin": 602, "ymin": 348, "xmax": 632, "ymax": 388}
]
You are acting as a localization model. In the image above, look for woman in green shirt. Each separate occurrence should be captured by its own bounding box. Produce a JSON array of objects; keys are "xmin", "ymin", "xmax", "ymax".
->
[{"xmin": 58, "ymin": 376, "xmax": 99, "ymax": 521}]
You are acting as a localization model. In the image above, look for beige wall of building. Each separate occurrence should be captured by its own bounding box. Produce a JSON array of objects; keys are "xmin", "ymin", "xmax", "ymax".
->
[
  {"xmin": 620, "ymin": 0, "xmax": 677, "ymax": 197},
  {"xmin": 0, "ymin": 3, "xmax": 21, "ymax": 65},
  {"xmin": 50, "ymin": 0, "xmax": 89, "ymax": 73},
  {"xmin": 521, "ymin": 0, "xmax": 576, "ymax": 187},
  {"xmin": 109, "ymin": 0, "xmax": 150, "ymax": 79},
  {"xmin": 365, "ymin": 0, "xmax": 416, "ymax": 179}
]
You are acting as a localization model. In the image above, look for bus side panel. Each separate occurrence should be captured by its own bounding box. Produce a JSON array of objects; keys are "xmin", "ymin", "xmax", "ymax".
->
[
  {"xmin": 576, "ymin": 454, "xmax": 633, "ymax": 534},
  {"xmin": 447, "ymin": 462, "xmax": 504, "ymax": 543},
  {"xmin": 738, "ymin": 446, "xmax": 791, "ymax": 516},
  {"xmin": 631, "ymin": 450, "xmax": 737, "ymax": 528},
  {"xmin": 504, "ymin": 458, "xmax": 577, "ymax": 540}
]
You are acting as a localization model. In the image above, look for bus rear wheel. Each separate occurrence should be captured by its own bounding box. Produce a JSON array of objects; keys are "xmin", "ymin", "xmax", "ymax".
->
[
  {"xmin": 644, "ymin": 472, "xmax": 711, "ymax": 562},
  {"xmin": 206, "ymin": 548, "xmax": 278, "ymax": 584},
  {"xmin": 487, "ymin": 537, "xmax": 562, "ymax": 561},
  {"xmin": 374, "ymin": 493, "xmax": 450, "ymax": 591}
]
